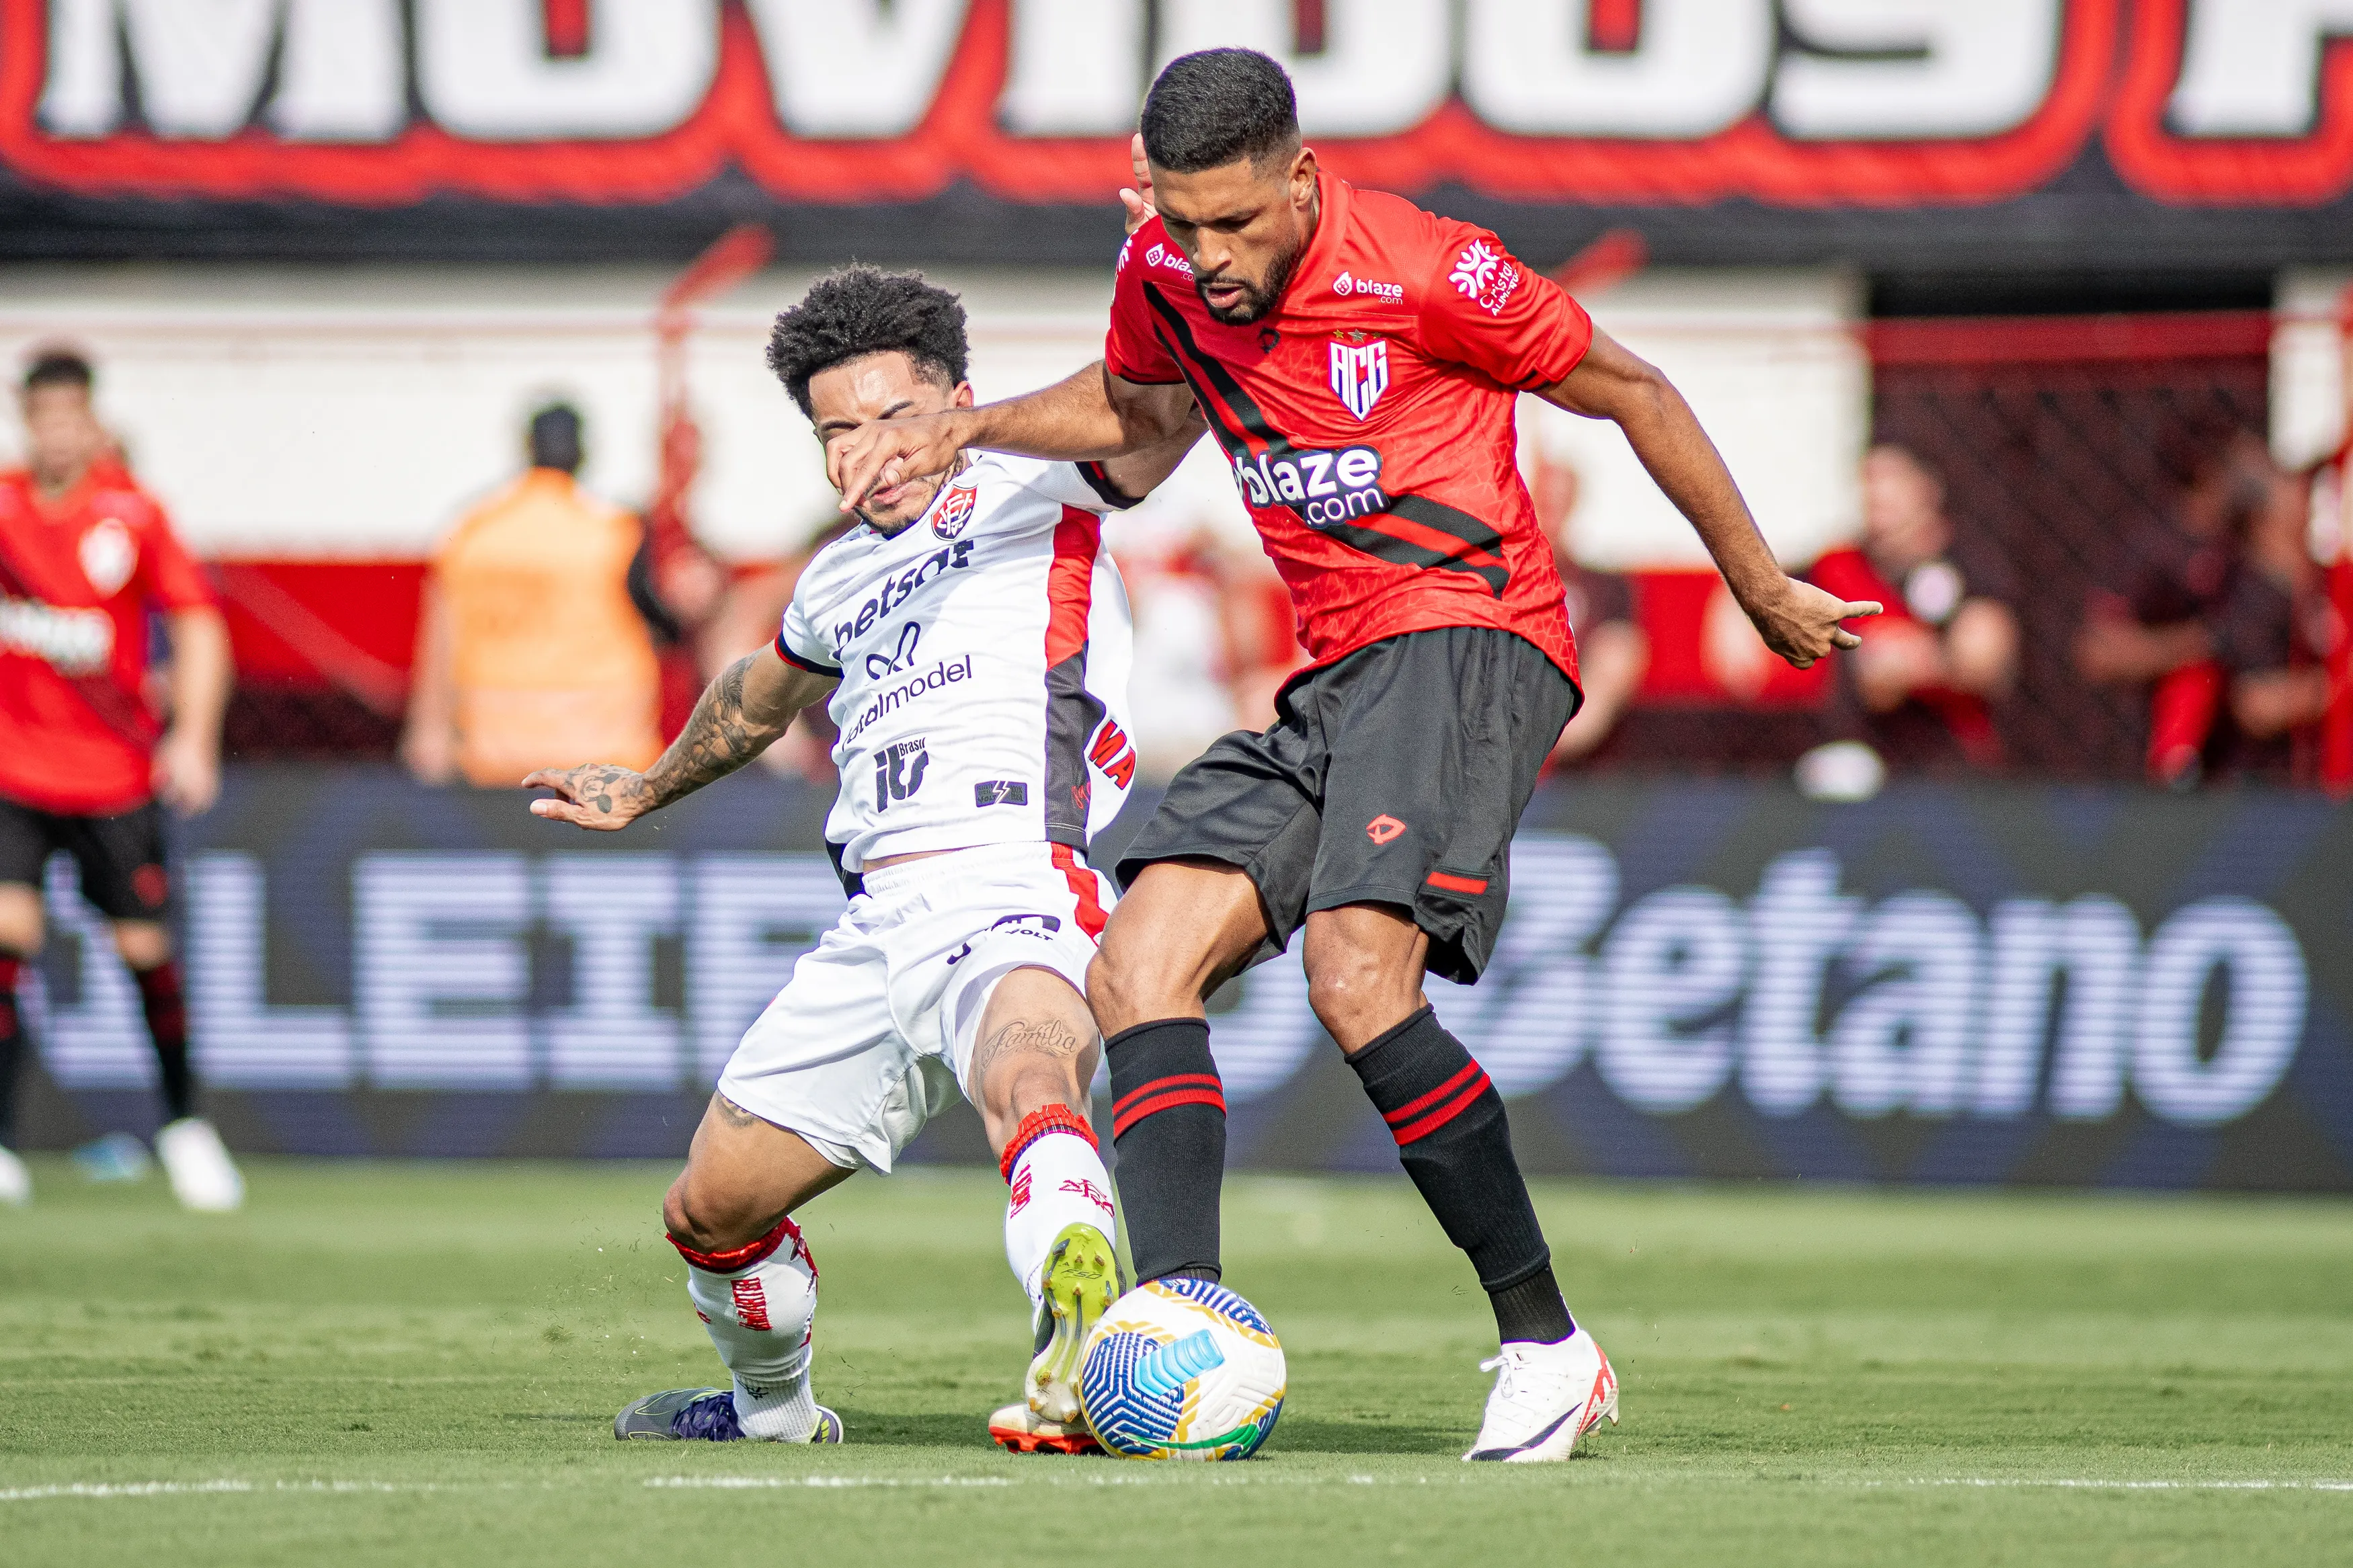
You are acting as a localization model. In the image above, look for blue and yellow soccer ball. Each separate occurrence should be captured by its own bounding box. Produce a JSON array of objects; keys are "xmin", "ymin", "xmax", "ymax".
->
[{"xmin": 1079, "ymin": 1278, "xmax": 1285, "ymax": 1460}]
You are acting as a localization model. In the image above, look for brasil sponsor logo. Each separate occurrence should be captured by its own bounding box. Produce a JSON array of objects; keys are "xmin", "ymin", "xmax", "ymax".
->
[
  {"xmin": 1329, "ymin": 337, "xmax": 1390, "ymax": 421},
  {"xmin": 1230, "ymin": 445, "xmax": 1387, "ymax": 530},
  {"xmin": 842, "ymin": 653, "xmax": 972, "ymax": 745}
]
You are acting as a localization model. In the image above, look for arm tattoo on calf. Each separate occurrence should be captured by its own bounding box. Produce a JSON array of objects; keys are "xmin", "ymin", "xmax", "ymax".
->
[{"xmin": 969, "ymin": 1018, "xmax": 1088, "ymax": 1090}]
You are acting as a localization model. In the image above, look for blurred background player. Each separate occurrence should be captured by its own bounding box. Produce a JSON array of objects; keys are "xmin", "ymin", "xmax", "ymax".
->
[
  {"xmin": 401, "ymin": 403, "xmax": 664, "ymax": 788},
  {"xmin": 1800, "ymin": 444, "xmax": 2018, "ymax": 792},
  {"xmin": 0, "ymin": 348, "xmax": 239, "ymax": 1211},
  {"xmin": 526, "ymin": 266, "xmax": 1201, "ymax": 1450}
]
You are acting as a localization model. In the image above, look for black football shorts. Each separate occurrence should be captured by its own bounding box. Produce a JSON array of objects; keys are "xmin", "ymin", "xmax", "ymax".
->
[
  {"xmin": 1117, "ymin": 626, "xmax": 1577, "ymax": 985},
  {"xmin": 0, "ymin": 792, "xmax": 174, "ymax": 922}
]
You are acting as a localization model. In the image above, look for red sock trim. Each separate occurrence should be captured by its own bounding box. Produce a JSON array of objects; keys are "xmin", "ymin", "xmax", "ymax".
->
[
  {"xmin": 1388, "ymin": 1068, "xmax": 1495, "ymax": 1145},
  {"xmin": 998, "ymin": 1102, "xmax": 1098, "ymax": 1183},
  {"xmin": 1382, "ymin": 1061, "xmax": 1484, "ymax": 1128},
  {"xmin": 1111, "ymin": 1077, "xmax": 1228, "ymax": 1140},
  {"xmin": 668, "ymin": 1214, "xmax": 802, "ymax": 1275}
]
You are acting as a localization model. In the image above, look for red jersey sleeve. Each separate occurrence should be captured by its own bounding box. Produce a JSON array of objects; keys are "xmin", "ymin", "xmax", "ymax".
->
[
  {"xmin": 129, "ymin": 497, "xmax": 214, "ymax": 611},
  {"xmin": 1103, "ymin": 227, "xmax": 1186, "ymax": 387},
  {"xmin": 1417, "ymin": 227, "xmax": 1593, "ymax": 393}
]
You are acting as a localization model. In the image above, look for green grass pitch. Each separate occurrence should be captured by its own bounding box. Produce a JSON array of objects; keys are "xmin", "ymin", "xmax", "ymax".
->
[{"xmin": 2, "ymin": 1159, "xmax": 2348, "ymax": 1565}]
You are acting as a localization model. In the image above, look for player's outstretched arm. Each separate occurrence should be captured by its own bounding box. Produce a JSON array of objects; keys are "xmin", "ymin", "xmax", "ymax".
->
[
  {"xmin": 524, "ymin": 645, "xmax": 835, "ymax": 831},
  {"xmin": 1542, "ymin": 328, "xmax": 1879, "ymax": 669},
  {"xmin": 830, "ymin": 364, "xmax": 1195, "ymax": 516},
  {"xmin": 1099, "ymin": 404, "xmax": 1209, "ymax": 501}
]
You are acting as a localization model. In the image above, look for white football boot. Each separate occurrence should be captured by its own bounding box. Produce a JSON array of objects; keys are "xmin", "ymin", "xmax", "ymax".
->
[
  {"xmin": 0, "ymin": 1145, "xmax": 29, "ymax": 1207},
  {"xmin": 1464, "ymin": 1330, "xmax": 1619, "ymax": 1462},
  {"xmin": 155, "ymin": 1119, "xmax": 244, "ymax": 1212}
]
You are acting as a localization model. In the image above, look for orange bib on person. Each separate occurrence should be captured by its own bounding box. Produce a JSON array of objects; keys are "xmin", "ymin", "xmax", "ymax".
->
[{"xmin": 434, "ymin": 469, "xmax": 662, "ymax": 786}]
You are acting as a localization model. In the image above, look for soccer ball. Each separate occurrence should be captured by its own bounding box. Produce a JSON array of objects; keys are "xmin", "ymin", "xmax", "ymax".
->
[{"xmin": 1079, "ymin": 1277, "xmax": 1285, "ymax": 1461}]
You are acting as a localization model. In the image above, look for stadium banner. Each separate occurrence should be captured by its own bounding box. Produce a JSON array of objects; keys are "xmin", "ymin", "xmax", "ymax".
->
[
  {"xmin": 16, "ymin": 767, "xmax": 2350, "ymax": 1191},
  {"xmin": 5, "ymin": 0, "xmax": 2353, "ymax": 269}
]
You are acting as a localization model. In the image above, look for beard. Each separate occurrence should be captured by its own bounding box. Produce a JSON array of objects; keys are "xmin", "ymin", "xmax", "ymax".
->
[{"xmin": 1195, "ymin": 236, "xmax": 1305, "ymax": 325}]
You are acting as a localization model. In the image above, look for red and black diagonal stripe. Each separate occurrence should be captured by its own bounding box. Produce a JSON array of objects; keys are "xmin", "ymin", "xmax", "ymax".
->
[{"xmin": 1144, "ymin": 288, "xmax": 1509, "ymax": 597}]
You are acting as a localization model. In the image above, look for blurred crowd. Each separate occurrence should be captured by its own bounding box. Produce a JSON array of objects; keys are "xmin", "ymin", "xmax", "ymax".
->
[
  {"xmin": 10, "ymin": 348, "xmax": 2342, "ymax": 801},
  {"xmin": 388, "ymin": 393, "xmax": 2348, "ymax": 798}
]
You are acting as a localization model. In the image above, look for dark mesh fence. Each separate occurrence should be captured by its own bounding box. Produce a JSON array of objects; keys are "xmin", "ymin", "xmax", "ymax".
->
[{"xmin": 1864, "ymin": 313, "xmax": 2274, "ymax": 779}]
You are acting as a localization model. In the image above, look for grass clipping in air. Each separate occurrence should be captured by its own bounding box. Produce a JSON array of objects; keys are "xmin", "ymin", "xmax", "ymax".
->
[{"xmin": 1, "ymin": 1161, "xmax": 2349, "ymax": 1565}]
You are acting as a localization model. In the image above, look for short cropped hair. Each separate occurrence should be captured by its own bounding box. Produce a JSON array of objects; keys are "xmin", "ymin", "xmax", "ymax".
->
[
  {"xmin": 23, "ymin": 347, "xmax": 94, "ymax": 395},
  {"xmin": 766, "ymin": 265, "xmax": 968, "ymax": 419},
  {"xmin": 528, "ymin": 403, "xmax": 584, "ymax": 474},
  {"xmin": 1141, "ymin": 48, "xmax": 1300, "ymax": 174}
]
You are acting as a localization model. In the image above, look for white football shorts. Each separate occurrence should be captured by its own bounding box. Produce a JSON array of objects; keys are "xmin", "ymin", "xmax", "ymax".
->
[{"xmin": 715, "ymin": 841, "xmax": 1115, "ymax": 1173}]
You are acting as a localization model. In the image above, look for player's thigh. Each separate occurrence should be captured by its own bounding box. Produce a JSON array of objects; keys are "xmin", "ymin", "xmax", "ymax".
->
[
  {"xmin": 1314, "ymin": 628, "xmax": 1574, "ymax": 985},
  {"xmin": 666, "ymin": 1093, "xmax": 854, "ymax": 1253},
  {"xmin": 58, "ymin": 804, "xmax": 175, "ymax": 942},
  {"xmin": 1088, "ymin": 858, "xmax": 1273, "ymax": 1033},
  {"xmin": 966, "ymin": 964, "xmax": 1099, "ymax": 1149},
  {"xmin": 0, "ymin": 798, "xmax": 56, "ymax": 954}
]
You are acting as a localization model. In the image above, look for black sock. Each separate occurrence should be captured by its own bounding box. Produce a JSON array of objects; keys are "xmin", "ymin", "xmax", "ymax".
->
[
  {"xmin": 1347, "ymin": 1006, "xmax": 1574, "ymax": 1345},
  {"xmin": 0, "ymin": 952, "xmax": 23, "ymax": 1148},
  {"xmin": 1105, "ymin": 1018, "xmax": 1226, "ymax": 1284},
  {"xmin": 133, "ymin": 960, "xmax": 196, "ymax": 1123}
]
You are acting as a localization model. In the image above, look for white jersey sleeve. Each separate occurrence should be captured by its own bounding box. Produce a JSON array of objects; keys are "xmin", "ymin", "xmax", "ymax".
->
[
  {"xmin": 775, "ymin": 586, "xmax": 844, "ymax": 675},
  {"xmin": 1014, "ymin": 457, "xmax": 1144, "ymax": 518}
]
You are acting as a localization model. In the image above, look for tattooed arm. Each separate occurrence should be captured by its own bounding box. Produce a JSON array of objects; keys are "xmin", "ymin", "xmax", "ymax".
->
[{"xmin": 524, "ymin": 644, "xmax": 836, "ymax": 831}]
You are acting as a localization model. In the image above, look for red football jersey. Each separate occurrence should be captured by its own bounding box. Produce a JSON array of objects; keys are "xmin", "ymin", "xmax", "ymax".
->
[
  {"xmin": 1106, "ymin": 175, "xmax": 1593, "ymax": 684},
  {"xmin": 0, "ymin": 462, "xmax": 214, "ymax": 814}
]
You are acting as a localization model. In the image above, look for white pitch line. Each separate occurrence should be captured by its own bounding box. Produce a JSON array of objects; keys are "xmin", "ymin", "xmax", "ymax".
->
[
  {"xmin": 644, "ymin": 1476, "xmax": 1012, "ymax": 1490},
  {"xmin": 1903, "ymin": 1479, "xmax": 2353, "ymax": 1492},
  {"xmin": 0, "ymin": 1481, "xmax": 255, "ymax": 1502}
]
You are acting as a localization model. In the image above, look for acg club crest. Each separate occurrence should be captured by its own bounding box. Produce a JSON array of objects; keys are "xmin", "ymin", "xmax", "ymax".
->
[
  {"xmin": 1329, "ymin": 338, "xmax": 1389, "ymax": 421},
  {"xmin": 931, "ymin": 483, "xmax": 978, "ymax": 539}
]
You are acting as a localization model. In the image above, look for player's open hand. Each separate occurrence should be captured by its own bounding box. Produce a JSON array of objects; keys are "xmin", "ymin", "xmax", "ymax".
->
[
  {"xmin": 1745, "ymin": 576, "xmax": 1880, "ymax": 669},
  {"xmin": 152, "ymin": 727, "xmax": 221, "ymax": 816},
  {"xmin": 524, "ymin": 763, "xmax": 655, "ymax": 831},
  {"xmin": 828, "ymin": 411, "xmax": 969, "ymax": 515},
  {"xmin": 1119, "ymin": 132, "xmax": 1157, "ymax": 235}
]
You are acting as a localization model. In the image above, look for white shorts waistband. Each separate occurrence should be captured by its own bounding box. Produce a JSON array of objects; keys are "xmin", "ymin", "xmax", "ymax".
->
[{"xmin": 856, "ymin": 839, "xmax": 1079, "ymax": 900}]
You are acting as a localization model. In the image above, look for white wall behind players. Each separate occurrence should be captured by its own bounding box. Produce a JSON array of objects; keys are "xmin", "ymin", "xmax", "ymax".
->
[{"xmin": 0, "ymin": 261, "xmax": 1865, "ymax": 567}]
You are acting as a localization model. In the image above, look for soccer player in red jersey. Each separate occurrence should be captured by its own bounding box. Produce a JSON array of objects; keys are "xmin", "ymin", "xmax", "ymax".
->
[
  {"xmin": 832, "ymin": 50, "xmax": 1879, "ymax": 1461},
  {"xmin": 0, "ymin": 349, "xmax": 240, "ymax": 1210}
]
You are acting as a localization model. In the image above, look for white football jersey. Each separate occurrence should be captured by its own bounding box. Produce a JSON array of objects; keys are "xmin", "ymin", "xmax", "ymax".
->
[{"xmin": 776, "ymin": 452, "xmax": 1141, "ymax": 882}]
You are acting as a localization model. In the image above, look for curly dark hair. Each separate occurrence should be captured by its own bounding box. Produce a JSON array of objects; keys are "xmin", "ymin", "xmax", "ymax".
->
[
  {"xmin": 766, "ymin": 265, "xmax": 968, "ymax": 418},
  {"xmin": 1142, "ymin": 48, "xmax": 1299, "ymax": 174}
]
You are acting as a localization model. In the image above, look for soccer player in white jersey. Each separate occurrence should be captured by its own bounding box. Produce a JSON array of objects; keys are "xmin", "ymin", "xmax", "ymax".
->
[{"xmin": 525, "ymin": 265, "xmax": 1201, "ymax": 1452}]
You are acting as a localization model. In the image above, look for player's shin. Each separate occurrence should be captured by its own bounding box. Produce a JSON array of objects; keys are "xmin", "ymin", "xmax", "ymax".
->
[
  {"xmin": 1104, "ymin": 1019, "xmax": 1226, "ymax": 1284},
  {"xmin": 131, "ymin": 958, "xmax": 194, "ymax": 1123},
  {"xmin": 997, "ymin": 1103, "xmax": 1119, "ymax": 1433},
  {"xmin": 669, "ymin": 1216, "xmax": 822, "ymax": 1440},
  {"xmin": 1347, "ymin": 1007, "xmax": 1576, "ymax": 1347}
]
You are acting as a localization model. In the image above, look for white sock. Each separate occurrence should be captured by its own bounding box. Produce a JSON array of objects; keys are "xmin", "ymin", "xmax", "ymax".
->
[
  {"xmin": 1001, "ymin": 1109, "xmax": 1117, "ymax": 1308},
  {"xmin": 675, "ymin": 1218, "xmax": 820, "ymax": 1440}
]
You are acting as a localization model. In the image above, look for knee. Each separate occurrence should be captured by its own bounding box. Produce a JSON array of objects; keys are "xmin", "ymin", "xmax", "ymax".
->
[
  {"xmin": 112, "ymin": 921, "xmax": 171, "ymax": 971},
  {"xmin": 662, "ymin": 1174, "xmax": 751, "ymax": 1255},
  {"xmin": 1305, "ymin": 951, "xmax": 1416, "ymax": 1048}
]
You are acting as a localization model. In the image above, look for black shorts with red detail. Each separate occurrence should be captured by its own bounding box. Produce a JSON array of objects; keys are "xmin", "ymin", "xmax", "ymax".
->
[
  {"xmin": 1115, "ymin": 626, "xmax": 1577, "ymax": 985},
  {"xmin": 0, "ymin": 792, "xmax": 173, "ymax": 921}
]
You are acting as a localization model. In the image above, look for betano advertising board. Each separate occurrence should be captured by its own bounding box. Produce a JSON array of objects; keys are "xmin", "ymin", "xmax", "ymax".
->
[
  {"xmin": 17, "ymin": 769, "xmax": 2350, "ymax": 1190},
  {"xmin": 5, "ymin": 1, "xmax": 2353, "ymax": 265}
]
